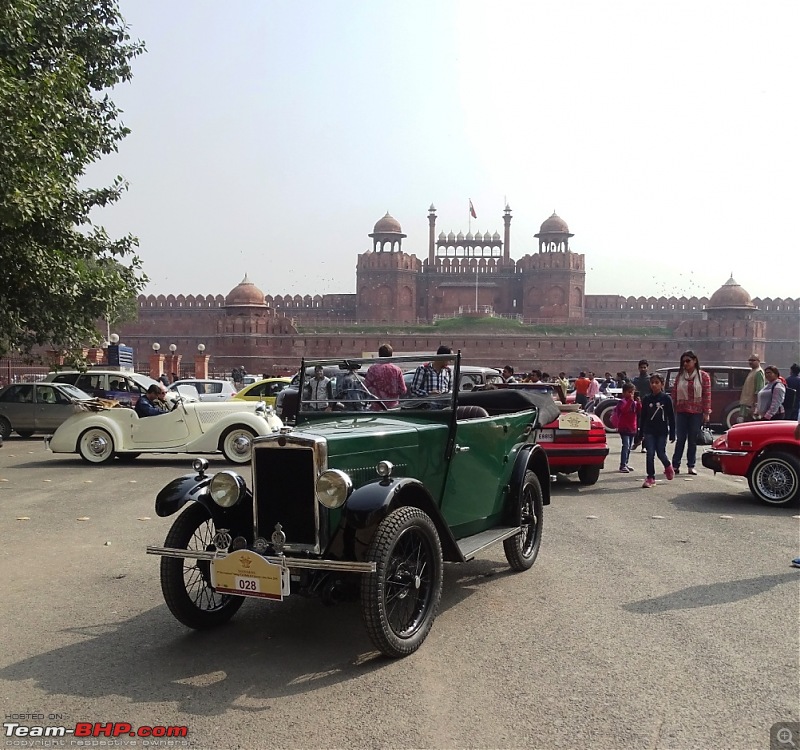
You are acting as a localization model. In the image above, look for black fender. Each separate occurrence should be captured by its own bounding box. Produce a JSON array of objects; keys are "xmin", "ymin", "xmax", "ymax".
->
[
  {"xmin": 326, "ymin": 477, "xmax": 462, "ymax": 563},
  {"xmin": 155, "ymin": 472, "xmax": 254, "ymax": 540},
  {"xmin": 509, "ymin": 444, "xmax": 551, "ymax": 515}
]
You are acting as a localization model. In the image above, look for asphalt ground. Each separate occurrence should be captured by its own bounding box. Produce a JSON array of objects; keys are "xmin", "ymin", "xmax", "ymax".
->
[{"xmin": 1, "ymin": 435, "xmax": 798, "ymax": 750}]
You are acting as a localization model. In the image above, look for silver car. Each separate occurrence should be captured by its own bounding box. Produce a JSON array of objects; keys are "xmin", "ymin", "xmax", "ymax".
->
[
  {"xmin": 168, "ymin": 379, "xmax": 238, "ymax": 402},
  {"xmin": 0, "ymin": 382, "xmax": 93, "ymax": 439}
]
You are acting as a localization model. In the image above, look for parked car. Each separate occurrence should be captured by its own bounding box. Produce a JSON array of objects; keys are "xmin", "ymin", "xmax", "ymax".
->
[
  {"xmin": 593, "ymin": 367, "xmax": 750, "ymax": 433},
  {"xmin": 402, "ymin": 364, "xmax": 503, "ymax": 394},
  {"xmin": 43, "ymin": 369, "xmax": 161, "ymax": 406},
  {"xmin": 231, "ymin": 377, "xmax": 292, "ymax": 407},
  {"xmin": 487, "ymin": 382, "xmax": 609, "ymax": 484},
  {"xmin": 169, "ymin": 379, "xmax": 237, "ymax": 403},
  {"xmin": 146, "ymin": 353, "xmax": 558, "ymax": 658},
  {"xmin": 274, "ymin": 366, "xmax": 343, "ymax": 420},
  {"xmin": 659, "ymin": 366, "xmax": 751, "ymax": 430},
  {"xmin": 47, "ymin": 396, "xmax": 282, "ymax": 464},
  {"xmin": 701, "ymin": 420, "xmax": 800, "ymax": 506},
  {"xmin": 0, "ymin": 382, "xmax": 94, "ymax": 439},
  {"xmin": 590, "ymin": 389, "xmax": 624, "ymax": 432}
]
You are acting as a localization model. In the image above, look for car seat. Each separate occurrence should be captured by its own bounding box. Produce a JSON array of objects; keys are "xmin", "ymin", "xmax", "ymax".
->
[{"xmin": 456, "ymin": 405, "xmax": 490, "ymax": 419}]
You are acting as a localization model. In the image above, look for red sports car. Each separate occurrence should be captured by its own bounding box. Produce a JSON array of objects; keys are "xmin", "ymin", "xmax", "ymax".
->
[
  {"xmin": 496, "ymin": 382, "xmax": 609, "ymax": 485},
  {"xmin": 701, "ymin": 421, "xmax": 800, "ymax": 506}
]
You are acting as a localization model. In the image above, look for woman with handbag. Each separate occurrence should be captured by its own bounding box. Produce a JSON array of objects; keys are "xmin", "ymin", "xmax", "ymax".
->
[
  {"xmin": 670, "ymin": 350, "xmax": 712, "ymax": 476},
  {"xmin": 754, "ymin": 366, "xmax": 786, "ymax": 420}
]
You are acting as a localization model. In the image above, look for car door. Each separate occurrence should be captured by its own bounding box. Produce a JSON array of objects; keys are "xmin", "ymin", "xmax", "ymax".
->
[
  {"xmin": 129, "ymin": 404, "xmax": 191, "ymax": 447},
  {"xmin": 440, "ymin": 416, "xmax": 518, "ymax": 537},
  {"xmin": 120, "ymin": 376, "xmax": 147, "ymax": 405},
  {"xmin": 74, "ymin": 373, "xmax": 106, "ymax": 399},
  {"xmin": 34, "ymin": 385, "xmax": 78, "ymax": 431},
  {"xmin": 203, "ymin": 382, "xmax": 227, "ymax": 402},
  {"xmin": 263, "ymin": 380, "xmax": 289, "ymax": 406},
  {"xmin": 0, "ymin": 385, "xmax": 35, "ymax": 433}
]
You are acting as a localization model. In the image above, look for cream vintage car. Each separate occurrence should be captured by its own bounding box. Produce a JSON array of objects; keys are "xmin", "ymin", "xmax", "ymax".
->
[{"xmin": 46, "ymin": 395, "xmax": 282, "ymax": 465}]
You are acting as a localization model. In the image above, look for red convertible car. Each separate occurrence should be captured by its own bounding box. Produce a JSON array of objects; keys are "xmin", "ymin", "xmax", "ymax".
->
[
  {"xmin": 467, "ymin": 382, "xmax": 609, "ymax": 485},
  {"xmin": 701, "ymin": 421, "xmax": 800, "ymax": 506}
]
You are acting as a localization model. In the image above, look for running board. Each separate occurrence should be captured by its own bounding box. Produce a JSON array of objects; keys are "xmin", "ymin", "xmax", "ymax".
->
[{"xmin": 457, "ymin": 526, "xmax": 521, "ymax": 561}]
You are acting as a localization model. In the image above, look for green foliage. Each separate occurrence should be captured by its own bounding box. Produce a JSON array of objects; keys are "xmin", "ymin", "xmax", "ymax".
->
[{"xmin": 0, "ymin": 0, "xmax": 146, "ymax": 361}]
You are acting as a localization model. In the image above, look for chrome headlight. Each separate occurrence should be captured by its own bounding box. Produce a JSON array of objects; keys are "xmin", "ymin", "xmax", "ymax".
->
[
  {"xmin": 315, "ymin": 469, "xmax": 353, "ymax": 509},
  {"xmin": 376, "ymin": 460, "xmax": 393, "ymax": 478},
  {"xmin": 209, "ymin": 471, "xmax": 246, "ymax": 508}
]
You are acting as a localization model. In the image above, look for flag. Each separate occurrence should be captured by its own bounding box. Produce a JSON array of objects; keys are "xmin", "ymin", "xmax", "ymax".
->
[{"xmin": 469, "ymin": 199, "xmax": 477, "ymax": 219}]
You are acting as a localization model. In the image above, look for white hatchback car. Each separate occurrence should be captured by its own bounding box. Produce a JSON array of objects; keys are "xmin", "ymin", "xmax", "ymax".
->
[{"xmin": 169, "ymin": 379, "xmax": 237, "ymax": 402}]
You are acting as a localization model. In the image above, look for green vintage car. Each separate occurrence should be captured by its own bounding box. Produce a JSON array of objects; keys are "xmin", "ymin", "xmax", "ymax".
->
[{"xmin": 147, "ymin": 353, "xmax": 558, "ymax": 658}]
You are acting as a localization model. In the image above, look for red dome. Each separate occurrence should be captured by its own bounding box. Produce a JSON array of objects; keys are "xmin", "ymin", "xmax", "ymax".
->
[
  {"xmin": 538, "ymin": 211, "xmax": 569, "ymax": 234},
  {"xmin": 372, "ymin": 212, "xmax": 403, "ymax": 234},
  {"xmin": 708, "ymin": 276, "xmax": 754, "ymax": 308},
  {"xmin": 224, "ymin": 274, "xmax": 266, "ymax": 306}
]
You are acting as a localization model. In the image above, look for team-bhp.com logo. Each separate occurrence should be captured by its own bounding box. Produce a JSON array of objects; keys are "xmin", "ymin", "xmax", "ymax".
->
[{"xmin": 4, "ymin": 722, "xmax": 188, "ymax": 740}]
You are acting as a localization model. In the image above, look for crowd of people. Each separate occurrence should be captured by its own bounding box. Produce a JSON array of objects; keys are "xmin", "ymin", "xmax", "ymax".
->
[{"xmin": 526, "ymin": 353, "xmax": 799, "ymax": 489}]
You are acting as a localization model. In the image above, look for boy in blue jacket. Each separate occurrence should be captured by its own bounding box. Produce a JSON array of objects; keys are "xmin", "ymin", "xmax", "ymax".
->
[{"xmin": 638, "ymin": 373, "xmax": 676, "ymax": 488}]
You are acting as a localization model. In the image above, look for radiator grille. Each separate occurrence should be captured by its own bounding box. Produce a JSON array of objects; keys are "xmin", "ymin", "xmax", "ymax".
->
[{"xmin": 253, "ymin": 445, "xmax": 317, "ymax": 548}]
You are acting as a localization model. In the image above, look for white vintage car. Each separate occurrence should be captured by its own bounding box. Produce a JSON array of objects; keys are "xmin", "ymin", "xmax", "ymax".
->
[{"xmin": 46, "ymin": 396, "xmax": 282, "ymax": 465}]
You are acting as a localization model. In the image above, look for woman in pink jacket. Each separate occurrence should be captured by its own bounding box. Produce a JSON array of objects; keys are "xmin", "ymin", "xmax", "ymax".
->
[{"xmin": 670, "ymin": 350, "xmax": 712, "ymax": 475}]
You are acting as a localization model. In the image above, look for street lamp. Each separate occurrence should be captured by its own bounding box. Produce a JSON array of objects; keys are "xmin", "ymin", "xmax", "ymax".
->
[
  {"xmin": 169, "ymin": 343, "xmax": 177, "ymax": 354},
  {"xmin": 197, "ymin": 343, "xmax": 206, "ymax": 352},
  {"xmin": 152, "ymin": 342, "xmax": 161, "ymax": 352},
  {"xmin": 109, "ymin": 333, "xmax": 119, "ymax": 344}
]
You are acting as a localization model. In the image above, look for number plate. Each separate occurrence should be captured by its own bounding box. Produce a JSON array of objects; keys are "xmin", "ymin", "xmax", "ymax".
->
[
  {"xmin": 538, "ymin": 429, "xmax": 554, "ymax": 442},
  {"xmin": 211, "ymin": 550, "xmax": 289, "ymax": 601}
]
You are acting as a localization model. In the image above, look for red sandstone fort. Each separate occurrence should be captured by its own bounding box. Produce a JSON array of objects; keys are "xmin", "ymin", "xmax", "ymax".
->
[{"xmin": 115, "ymin": 207, "xmax": 798, "ymax": 377}]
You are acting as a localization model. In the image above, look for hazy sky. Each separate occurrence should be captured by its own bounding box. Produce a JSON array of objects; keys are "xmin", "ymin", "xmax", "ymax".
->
[{"xmin": 87, "ymin": 0, "xmax": 799, "ymax": 301}]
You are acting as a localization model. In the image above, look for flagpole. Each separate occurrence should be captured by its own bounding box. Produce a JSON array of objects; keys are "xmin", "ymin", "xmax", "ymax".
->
[{"xmin": 469, "ymin": 199, "xmax": 477, "ymax": 312}]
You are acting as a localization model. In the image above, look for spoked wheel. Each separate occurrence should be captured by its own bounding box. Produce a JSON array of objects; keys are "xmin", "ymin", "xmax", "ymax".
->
[
  {"xmin": 361, "ymin": 507, "xmax": 443, "ymax": 658},
  {"xmin": 221, "ymin": 426, "xmax": 256, "ymax": 464},
  {"xmin": 160, "ymin": 503, "xmax": 244, "ymax": 628},
  {"xmin": 504, "ymin": 470, "xmax": 544, "ymax": 571},
  {"xmin": 747, "ymin": 452, "xmax": 800, "ymax": 507},
  {"xmin": 78, "ymin": 427, "xmax": 115, "ymax": 464}
]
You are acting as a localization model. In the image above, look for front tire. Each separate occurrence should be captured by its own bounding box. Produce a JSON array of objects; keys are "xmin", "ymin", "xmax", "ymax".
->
[
  {"xmin": 160, "ymin": 503, "xmax": 245, "ymax": 628},
  {"xmin": 504, "ymin": 470, "xmax": 544, "ymax": 571},
  {"xmin": 221, "ymin": 426, "xmax": 256, "ymax": 464},
  {"xmin": 0, "ymin": 417, "xmax": 11, "ymax": 440},
  {"xmin": 747, "ymin": 452, "xmax": 800, "ymax": 507},
  {"xmin": 361, "ymin": 507, "xmax": 443, "ymax": 658},
  {"xmin": 78, "ymin": 427, "xmax": 115, "ymax": 464},
  {"xmin": 577, "ymin": 465, "xmax": 601, "ymax": 486}
]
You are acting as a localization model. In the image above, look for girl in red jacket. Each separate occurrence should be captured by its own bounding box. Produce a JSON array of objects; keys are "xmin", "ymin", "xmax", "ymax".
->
[{"xmin": 614, "ymin": 383, "xmax": 641, "ymax": 473}]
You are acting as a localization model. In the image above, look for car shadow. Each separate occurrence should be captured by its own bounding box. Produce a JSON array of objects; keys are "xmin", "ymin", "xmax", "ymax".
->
[
  {"xmin": 0, "ymin": 558, "xmax": 511, "ymax": 715},
  {"xmin": 623, "ymin": 572, "xmax": 798, "ymax": 614},
  {"xmin": 548, "ymin": 473, "xmax": 638, "ymax": 496},
  {"xmin": 5, "ymin": 455, "xmax": 235, "ymax": 470},
  {"xmin": 667, "ymin": 491, "xmax": 800, "ymax": 516}
]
